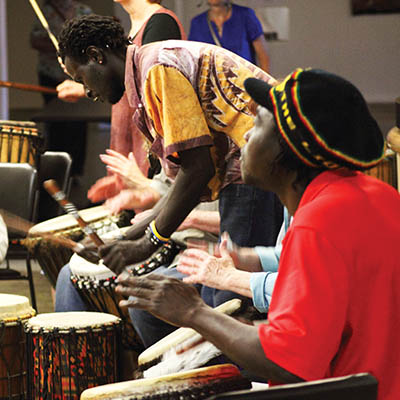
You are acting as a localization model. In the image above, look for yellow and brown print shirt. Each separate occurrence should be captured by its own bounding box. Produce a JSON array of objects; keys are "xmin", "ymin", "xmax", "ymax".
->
[{"xmin": 125, "ymin": 41, "xmax": 275, "ymax": 200}]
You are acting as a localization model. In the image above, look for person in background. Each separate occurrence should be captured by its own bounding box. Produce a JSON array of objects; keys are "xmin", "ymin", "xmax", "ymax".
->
[
  {"xmin": 55, "ymin": 0, "xmax": 186, "ymax": 311},
  {"xmin": 0, "ymin": 215, "xmax": 8, "ymax": 264},
  {"xmin": 30, "ymin": 0, "xmax": 93, "ymax": 179},
  {"xmin": 57, "ymin": 0, "xmax": 186, "ymax": 207},
  {"xmin": 115, "ymin": 68, "xmax": 400, "ymax": 400},
  {"xmin": 189, "ymin": 0, "xmax": 269, "ymax": 72}
]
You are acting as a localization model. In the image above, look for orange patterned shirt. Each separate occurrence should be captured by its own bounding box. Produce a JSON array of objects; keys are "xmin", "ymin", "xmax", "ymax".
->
[{"xmin": 125, "ymin": 41, "xmax": 275, "ymax": 200}]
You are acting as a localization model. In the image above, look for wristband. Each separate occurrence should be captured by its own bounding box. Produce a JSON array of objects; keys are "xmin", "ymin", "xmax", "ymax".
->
[
  {"xmin": 149, "ymin": 220, "xmax": 170, "ymax": 243},
  {"xmin": 145, "ymin": 220, "xmax": 169, "ymax": 248},
  {"xmin": 145, "ymin": 226, "xmax": 162, "ymax": 247}
]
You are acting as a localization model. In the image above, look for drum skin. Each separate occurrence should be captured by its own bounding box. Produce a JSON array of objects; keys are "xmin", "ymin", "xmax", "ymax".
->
[
  {"xmin": 25, "ymin": 206, "xmax": 132, "ymax": 287},
  {"xmin": 80, "ymin": 364, "xmax": 251, "ymax": 400},
  {"xmin": 363, "ymin": 152, "xmax": 397, "ymax": 189}
]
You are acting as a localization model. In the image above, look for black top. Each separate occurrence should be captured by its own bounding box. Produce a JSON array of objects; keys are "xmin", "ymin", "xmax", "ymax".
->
[{"xmin": 140, "ymin": 13, "xmax": 182, "ymax": 44}]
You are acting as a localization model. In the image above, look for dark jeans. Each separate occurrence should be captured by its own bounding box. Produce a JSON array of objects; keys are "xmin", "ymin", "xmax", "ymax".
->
[
  {"xmin": 218, "ymin": 183, "xmax": 283, "ymax": 248},
  {"xmin": 129, "ymin": 183, "xmax": 283, "ymax": 348}
]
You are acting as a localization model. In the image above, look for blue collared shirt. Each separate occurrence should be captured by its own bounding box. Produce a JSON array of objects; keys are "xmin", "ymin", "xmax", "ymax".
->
[
  {"xmin": 250, "ymin": 208, "xmax": 291, "ymax": 313},
  {"xmin": 189, "ymin": 4, "xmax": 264, "ymax": 65}
]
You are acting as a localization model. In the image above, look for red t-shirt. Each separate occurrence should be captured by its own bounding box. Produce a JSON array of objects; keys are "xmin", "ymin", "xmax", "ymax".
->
[{"xmin": 259, "ymin": 170, "xmax": 400, "ymax": 400}]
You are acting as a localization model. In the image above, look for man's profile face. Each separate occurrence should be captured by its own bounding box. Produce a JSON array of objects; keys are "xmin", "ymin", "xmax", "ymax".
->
[
  {"xmin": 240, "ymin": 106, "xmax": 281, "ymax": 191},
  {"xmin": 64, "ymin": 54, "xmax": 124, "ymax": 105}
]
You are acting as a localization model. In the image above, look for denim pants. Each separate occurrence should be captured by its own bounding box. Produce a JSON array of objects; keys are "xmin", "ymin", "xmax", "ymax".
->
[{"xmin": 55, "ymin": 264, "xmax": 88, "ymax": 312}]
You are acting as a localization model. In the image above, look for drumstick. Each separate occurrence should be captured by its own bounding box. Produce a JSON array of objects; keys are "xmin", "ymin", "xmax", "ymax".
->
[
  {"xmin": 0, "ymin": 208, "xmax": 84, "ymax": 253},
  {"xmin": 0, "ymin": 209, "xmax": 33, "ymax": 236},
  {"xmin": 0, "ymin": 80, "xmax": 57, "ymax": 95},
  {"xmin": 43, "ymin": 180, "xmax": 104, "ymax": 247},
  {"xmin": 28, "ymin": 0, "xmax": 59, "ymax": 52},
  {"xmin": 30, "ymin": 232, "xmax": 85, "ymax": 253},
  {"xmin": 28, "ymin": 0, "xmax": 67, "ymax": 73}
]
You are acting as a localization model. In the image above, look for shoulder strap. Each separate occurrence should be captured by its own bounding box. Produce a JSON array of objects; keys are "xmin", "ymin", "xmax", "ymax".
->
[{"xmin": 207, "ymin": 14, "xmax": 222, "ymax": 47}]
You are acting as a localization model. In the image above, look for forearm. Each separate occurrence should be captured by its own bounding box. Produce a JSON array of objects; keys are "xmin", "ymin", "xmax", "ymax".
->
[
  {"xmin": 236, "ymin": 247, "xmax": 263, "ymax": 272},
  {"xmin": 124, "ymin": 195, "xmax": 168, "ymax": 240},
  {"xmin": 224, "ymin": 270, "xmax": 253, "ymax": 298},
  {"xmin": 190, "ymin": 305, "xmax": 302, "ymax": 383},
  {"xmin": 179, "ymin": 210, "xmax": 220, "ymax": 235},
  {"xmin": 155, "ymin": 147, "xmax": 214, "ymax": 237},
  {"xmin": 253, "ymin": 36, "xmax": 270, "ymax": 73},
  {"xmin": 257, "ymin": 52, "xmax": 270, "ymax": 73}
]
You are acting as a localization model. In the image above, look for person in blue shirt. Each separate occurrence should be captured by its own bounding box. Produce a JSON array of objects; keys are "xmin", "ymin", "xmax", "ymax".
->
[{"xmin": 189, "ymin": 0, "xmax": 270, "ymax": 72}]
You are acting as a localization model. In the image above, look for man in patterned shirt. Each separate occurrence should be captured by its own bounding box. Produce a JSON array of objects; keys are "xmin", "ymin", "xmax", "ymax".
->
[{"xmin": 58, "ymin": 15, "xmax": 282, "ymax": 315}]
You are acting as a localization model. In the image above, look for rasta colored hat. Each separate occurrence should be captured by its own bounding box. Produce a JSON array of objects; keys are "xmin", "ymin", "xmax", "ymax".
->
[{"xmin": 244, "ymin": 68, "xmax": 385, "ymax": 170}]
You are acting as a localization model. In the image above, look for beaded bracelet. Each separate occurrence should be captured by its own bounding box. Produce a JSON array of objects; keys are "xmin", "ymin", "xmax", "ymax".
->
[{"xmin": 145, "ymin": 220, "xmax": 170, "ymax": 247}]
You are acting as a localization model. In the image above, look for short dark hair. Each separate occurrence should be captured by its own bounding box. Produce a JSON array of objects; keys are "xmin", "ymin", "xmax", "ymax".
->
[{"xmin": 58, "ymin": 14, "xmax": 129, "ymax": 63}]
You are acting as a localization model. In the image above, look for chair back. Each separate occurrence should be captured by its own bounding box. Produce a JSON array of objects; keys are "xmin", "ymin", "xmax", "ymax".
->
[
  {"xmin": 0, "ymin": 162, "xmax": 38, "ymax": 224},
  {"xmin": 207, "ymin": 373, "xmax": 378, "ymax": 400}
]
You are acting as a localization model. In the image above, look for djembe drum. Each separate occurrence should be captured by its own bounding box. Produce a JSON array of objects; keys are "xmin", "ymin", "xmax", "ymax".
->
[
  {"xmin": 0, "ymin": 120, "xmax": 43, "ymax": 167},
  {"xmin": 363, "ymin": 151, "xmax": 397, "ymax": 189},
  {"xmin": 80, "ymin": 364, "xmax": 251, "ymax": 400},
  {"xmin": 25, "ymin": 312, "xmax": 122, "ymax": 400},
  {"xmin": 137, "ymin": 299, "xmax": 242, "ymax": 379},
  {"xmin": 69, "ymin": 252, "xmax": 144, "ymax": 353},
  {"xmin": 0, "ymin": 293, "xmax": 35, "ymax": 399},
  {"xmin": 69, "ymin": 231, "xmax": 182, "ymax": 344},
  {"xmin": 25, "ymin": 206, "xmax": 131, "ymax": 287}
]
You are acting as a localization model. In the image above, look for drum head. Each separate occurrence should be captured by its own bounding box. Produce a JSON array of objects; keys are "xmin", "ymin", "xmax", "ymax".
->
[
  {"xmin": 28, "ymin": 205, "xmax": 112, "ymax": 235},
  {"xmin": 0, "ymin": 293, "xmax": 35, "ymax": 322},
  {"xmin": 80, "ymin": 364, "xmax": 247, "ymax": 400},
  {"xmin": 70, "ymin": 254, "xmax": 116, "ymax": 280},
  {"xmin": 0, "ymin": 120, "xmax": 37, "ymax": 128},
  {"xmin": 26, "ymin": 311, "xmax": 120, "ymax": 331}
]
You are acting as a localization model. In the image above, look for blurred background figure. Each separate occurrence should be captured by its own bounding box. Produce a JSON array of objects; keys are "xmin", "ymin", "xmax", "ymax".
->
[
  {"xmin": 189, "ymin": 0, "xmax": 269, "ymax": 72},
  {"xmin": 0, "ymin": 215, "xmax": 8, "ymax": 264},
  {"xmin": 30, "ymin": 0, "xmax": 93, "ymax": 176},
  {"xmin": 57, "ymin": 0, "xmax": 186, "ymax": 211}
]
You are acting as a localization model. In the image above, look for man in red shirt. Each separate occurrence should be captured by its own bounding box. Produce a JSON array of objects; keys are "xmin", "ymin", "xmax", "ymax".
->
[{"xmin": 115, "ymin": 67, "xmax": 400, "ymax": 399}]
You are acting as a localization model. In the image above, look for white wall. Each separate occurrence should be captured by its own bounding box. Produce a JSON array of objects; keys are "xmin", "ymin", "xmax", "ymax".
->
[
  {"xmin": 181, "ymin": 0, "xmax": 400, "ymax": 103},
  {"xmin": 6, "ymin": 0, "xmax": 399, "ymax": 110}
]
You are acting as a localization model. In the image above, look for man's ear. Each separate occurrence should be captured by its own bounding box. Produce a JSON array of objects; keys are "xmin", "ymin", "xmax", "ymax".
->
[{"xmin": 86, "ymin": 46, "xmax": 105, "ymax": 65}]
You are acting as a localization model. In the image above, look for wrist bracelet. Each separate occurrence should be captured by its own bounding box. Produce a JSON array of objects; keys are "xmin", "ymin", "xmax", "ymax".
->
[
  {"xmin": 145, "ymin": 226, "xmax": 162, "ymax": 247},
  {"xmin": 149, "ymin": 220, "xmax": 170, "ymax": 243}
]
